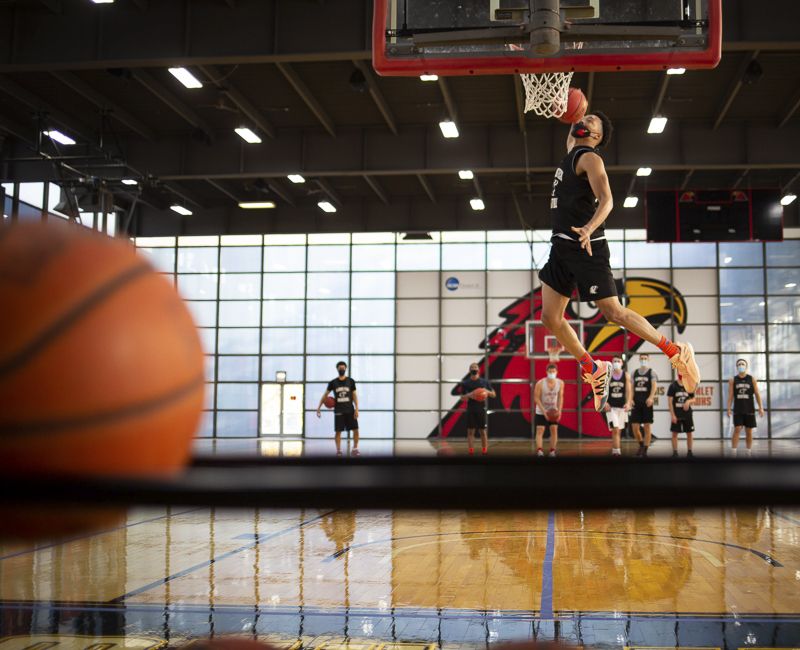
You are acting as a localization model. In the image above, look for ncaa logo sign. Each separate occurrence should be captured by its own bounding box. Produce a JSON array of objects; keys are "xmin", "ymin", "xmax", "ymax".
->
[{"xmin": 445, "ymin": 276, "xmax": 460, "ymax": 291}]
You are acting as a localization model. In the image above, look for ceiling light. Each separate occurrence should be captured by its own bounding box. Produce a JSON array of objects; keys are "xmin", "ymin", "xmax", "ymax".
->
[
  {"xmin": 287, "ymin": 174, "xmax": 306, "ymax": 184},
  {"xmin": 470, "ymin": 198, "xmax": 485, "ymax": 211},
  {"xmin": 723, "ymin": 256, "xmax": 733, "ymax": 264},
  {"xmin": 636, "ymin": 167, "xmax": 652, "ymax": 177},
  {"xmin": 91, "ymin": 0, "xmax": 115, "ymax": 3},
  {"xmin": 168, "ymin": 67, "xmax": 203, "ymax": 89},
  {"xmin": 318, "ymin": 201, "xmax": 336, "ymax": 213},
  {"xmin": 786, "ymin": 282, "xmax": 797, "ymax": 289},
  {"xmin": 121, "ymin": 178, "xmax": 138, "ymax": 186},
  {"xmin": 780, "ymin": 193, "xmax": 797, "ymax": 206},
  {"xmin": 170, "ymin": 205, "xmax": 193, "ymax": 216},
  {"xmin": 439, "ymin": 120, "xmax": 459, "ymax": 138},
  {"xmin": 420, "ymin": 74, "xmax": 439, "ymax": 81},
  {"xmin": 623, "ymin": 196, "xmax": 639, "ymax": 208},
  {"xmin": 239, "ymin": 201, "xmax": 276, "ymax": 209},
  {"xmin": 458, "ymin": 170, "xmax": 474, "ymax": 180},
  {"xmin": 647, "ymin": 116, "xmax": 668, "ymax": 134},
  {"xmin": 43, "ymin": 130, "xmax": 76, "ymax": 145},
  {"xmin": 235, "ymin": 127, "xmax": 261, "ymax": 144},
  {"xmin": 666, "ymin": 68, "xmax": 686, "ymax": 75},
  {"xmin": 719, "ymin": 302, "xmax": 733, "ymax": 307}
]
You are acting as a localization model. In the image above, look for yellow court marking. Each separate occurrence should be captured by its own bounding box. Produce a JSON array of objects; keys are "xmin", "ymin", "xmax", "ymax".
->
[
  {"xmin": 0, "ymin": 636, "xmax": 165, "ymax": 650},
  {"xmin": 316, "ymin": 643, "xmax": 377, "ymax": 650},
  {"xmin": 626, "ymin": 647, "xmax": 721, "ymax": 650}
]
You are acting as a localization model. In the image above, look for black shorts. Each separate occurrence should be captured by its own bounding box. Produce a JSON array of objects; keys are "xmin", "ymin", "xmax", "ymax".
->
[
  {"xmin": 733, "ymin": 413, "xmax": 757, "ymax": 429},
  {"xmin": 334, "ymin": 412, "xmax": 359, "ymax": 432},
  {"xmin": 535, "ymin": 413, "xmax": 558, "ymax": 428},
  {"xmin": 466, "ymin": 409, "xmax": 487, "ymax": 429},
  {"xmin": 539, "ymin": 237, "xmax": 618, "ymax": 302},
  {"xmin": 670, "ymin": 414, "xmax": 694, "ymax": 433},
  {"xmin": 630, "ymin": 402, "xmax": 654, "ymax": 424}
]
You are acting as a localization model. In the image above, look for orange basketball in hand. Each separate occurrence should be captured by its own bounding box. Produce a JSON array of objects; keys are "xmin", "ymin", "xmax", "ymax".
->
[
  {"xmin": 558, "ymin": 87, "xmax": 588, "ymax": 124},
  {"xmin": 473, "ymin": 388, "xmax": 489, "ymax": 402},
  {"xmin": 0, "ymin": 221, "xmax": 205, "ymax": 539},
  {"xmin": 324, "ymin": 396, "xmax": 336, "ymax": 409},
  {"xmin": 546, "ymin": 409, "xmax": 561, "ymax": 423}
]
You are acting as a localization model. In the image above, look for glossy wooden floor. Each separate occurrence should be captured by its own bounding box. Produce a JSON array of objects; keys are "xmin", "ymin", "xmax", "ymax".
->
[{"xmin": 1, "ymin": 440, "xmax": 799, "ymax": 649}]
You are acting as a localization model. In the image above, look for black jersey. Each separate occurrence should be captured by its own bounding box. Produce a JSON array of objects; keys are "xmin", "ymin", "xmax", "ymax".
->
[
  {"xmin": 326, "ymin": 377, "xmax": 357, "ymax": 414},
  {"xmin": 550, "ymin": 146, "xmax": 604, "ymax": 240},
  {"xmin": 668, "ymin": 381, "xmax": 693, "ymax": 417},
  {"xmin": 632, "ymin": 368, "xmax": 657, "ymax": 404},
  {"xmin": 732, "ymin": 374, "xmax": 756, "ymax": 414},
  {"xmin": 608, "ymin": 372, "xmax": 626, "ymax": 408},
  {"xmin": 460, "ymin": 378, "xmax": 492, "ymax": 412}
]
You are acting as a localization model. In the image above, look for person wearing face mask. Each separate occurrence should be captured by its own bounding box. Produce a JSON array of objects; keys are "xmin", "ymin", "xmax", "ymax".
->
[
  {"xmin": 533, "ymin": 364, "xmax": 564, "ymax": 457},
  {"xmin": 317, "ymin": 361, "xmax": 359, "ymax": 456},
  {"xmin": 727, "ymin": 358, "xmax": 764, "ymax": 457},
  {"xmin": 459, "ymin": 362, "xmax": 496, "ymax": 455},
  {"xmin": 538, "ymin": 112, "xmax": 701, "ymax": 415},
  {"xmin": 604, "ymin": 356, "xmax": 632, "ymax": 456},
  {"xmin": 668, "ymin": 373, "xmax": 696, "ymax": 458},
  {"xmin": 630, "ymin": 353, "xmax": 658, "ymax": 457}
]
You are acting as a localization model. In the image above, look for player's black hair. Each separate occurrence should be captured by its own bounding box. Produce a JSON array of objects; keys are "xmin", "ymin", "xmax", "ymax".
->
[
  {"xmin": 594, "ymin": 110, "xmax": 613, "ymax": 148},
  {"xmin": 546, "ymin": 363, "xmax": 558, "ymax": 371},
  {"xmin": 736, "ymin": 358, "xmax": 748, "ymax": 366},
  {"xmin": 336, "ymin": 360, "xmax": 347, "ymax": 368}
]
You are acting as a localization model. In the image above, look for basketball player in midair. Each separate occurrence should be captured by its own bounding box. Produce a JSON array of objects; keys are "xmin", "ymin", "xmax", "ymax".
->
[
  {"xmin": 630, "ymin": 352, "xmax": 658, "ymax": 457},
  {"xmin": 460, "ymin": 362, "xmax": 496, "ymax": 455},
  {"xmin": 533, "ymin": 363, "xmax": 564, "ymax": 457},
  {"xmin": 316, "ymin": 360, "xmax": 360, "ymax": 456},
  {"xmin": 539, "ymin": 113, "xmax": 701, "ymax": 411},
  {"xmin": 727, "ymin": 358, "xmax": 764, "ymax": 457},
  {"xmin": 604, "ymin": 356, "xmax": 632, "ymax": 456}
]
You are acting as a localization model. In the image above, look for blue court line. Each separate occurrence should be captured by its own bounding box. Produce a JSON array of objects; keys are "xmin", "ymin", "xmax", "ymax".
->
[
  {"xmin": 0, "ymin": 508, "xmax": 203, "ymax": 562},
  {"xmin": 539, "ymin": 510, "xmax": 556, "ymax": 619},
  {"xmin": 770, "ymin": 508, "xmax": 800, "ymax": 527},
  {"xmin": 110, "ymin": 510, "xmax": 333, "ymax": 603}
]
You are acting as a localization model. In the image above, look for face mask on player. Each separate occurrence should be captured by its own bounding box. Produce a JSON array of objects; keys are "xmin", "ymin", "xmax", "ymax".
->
[
  {"xmin": 571, "ymin": 121, "xmax": 592, "ymax": 139},
  {"xmin": 470, "ymin": 368, "xmax": 479, "ymax": 376},
  {"xmin": 612, "ymin": 361, "xmax": 623, "ymax": 370},
  {"xmin": 337, "ymin": 367, "xmax": 346, "ymax": 376},
  {"xmin": 640, "ymin": 359, "xmax": 648, "ymax": 368},
  {"xmin": 547, "ymin": 371, "xmax": 557, "ymax": 380},
  {"xmin": 737, "ymin": 364, "xmax": 747, "ymax": 373}
]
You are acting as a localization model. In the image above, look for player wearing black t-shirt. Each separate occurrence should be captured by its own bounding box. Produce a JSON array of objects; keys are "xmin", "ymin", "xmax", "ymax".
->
[
  {"xmin": 459, "ymin": 362, "xmax": 496, "ymax": 455},
  {"xmin": 317, "ymin": 360, "xmax": 360, "ymax": 456},
  {"xmin": 726, "ymin": 358, "xmax": 765, "ymax": 457},
  {"xmin": 539, "ymin": 113, "xmax": 700, "ymax": 414},
  {"xmin": 668, "ymin": 375, "xmax": 695, "ymax": 458},
  {"xmin": 630, "ymin": 353, "xmax": 658, "ymax": 457},
  {"xmin": 604, "ymin": 356, "xmax": 632, "ymax": 457}
]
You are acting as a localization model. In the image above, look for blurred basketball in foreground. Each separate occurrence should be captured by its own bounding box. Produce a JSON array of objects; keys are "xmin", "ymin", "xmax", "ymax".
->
[{"xmin": 0, "ymin": 221, "xmax": 205, "ymax": 540}]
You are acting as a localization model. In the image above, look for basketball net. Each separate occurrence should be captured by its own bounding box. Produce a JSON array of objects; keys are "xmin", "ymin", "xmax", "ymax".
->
[
  {"xmin": 519, "ymin": 43, "xmax": 583, "ymax": 118},
  {"xmin": 544, "ymin": 335, "xmax": 564, "ymax": 363}
]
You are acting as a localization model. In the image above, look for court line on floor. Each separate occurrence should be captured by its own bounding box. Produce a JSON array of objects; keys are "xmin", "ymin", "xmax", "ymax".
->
[
  {"xmin": 0, "ymin": 508, "xmax": 203, "ymax": 562},
  {"xmin": 539, "ymin": 510, "xmax": 556, "ymax": 619},
  {"xmin": 770, "ymin": 508, "xmax": 800, "ymax": 527},
  {"xmin": 110, "ymin": 509, "xmax": 335, "ymax": 603}
]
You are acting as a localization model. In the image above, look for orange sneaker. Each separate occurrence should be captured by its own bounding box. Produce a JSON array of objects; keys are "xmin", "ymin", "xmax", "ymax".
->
[
  {"xmin": 669, "ymin": 342, "xmax": 701, "ymax": 393},
  {"xmin": 583, "ymin": 360, "xmax": 612, "ymax": 412}
]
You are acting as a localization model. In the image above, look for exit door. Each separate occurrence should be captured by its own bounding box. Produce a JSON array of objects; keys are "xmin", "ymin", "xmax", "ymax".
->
[{"xmin": 260, "ymin": 382, "xmax": 304, "ymax": 435}]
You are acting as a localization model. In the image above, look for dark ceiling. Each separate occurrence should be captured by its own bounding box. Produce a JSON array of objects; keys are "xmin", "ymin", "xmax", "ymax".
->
[{"xmin": 0, "ymin": 0, "xmax": 798, "ymax": 235}]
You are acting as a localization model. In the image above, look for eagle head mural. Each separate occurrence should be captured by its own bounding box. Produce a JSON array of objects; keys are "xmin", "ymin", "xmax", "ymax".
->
[{"xmin": 431, "ymin": 277, "xmax": 687, "ymax": 439}]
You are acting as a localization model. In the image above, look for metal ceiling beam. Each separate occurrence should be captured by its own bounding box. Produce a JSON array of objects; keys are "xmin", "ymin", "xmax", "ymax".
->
[
  {"xmin": 266, "ymin": 179, "xmax": 296, "ymax": 207},
  {"xmin": 352, "ymin": 60, "xmax": 398, "ymax": 135},
  {"xmin": 472, "ymin": 176, "xmax": 484, "ymax": 200},
  {"xmin": 781, "ymin": 170, "xmax": 800, "ymax": 194},
  {"xmin": 162, "ymin": 181, "xmax": 204, "ymax": 208},
  {"xmin": 713, "ymin": 50, "xmax": 760, "ymax": 130},
  {"xmin": 0, "ymin": 75, "xmax": 93, "ymax": 143},
  {"xmin": 315, "ymin": 178, "xmax": 342, "ymax": 206},
  {"xmin": 131, "ymin": 69, "xmax": 215, "ymax": 142},
  {"xmin": 51, "ymin": 71, "xmax": 156, "ymax": 141},
  {"xmin": 680, "ymin": 170, "xmax": 694, "ymax": 190},
  {"xmin": 651, "ymin": 73, "xmax": 671, "ymax": 116},
  {"xmin": 437, "ymin": 78, "xmax": 460, "ymax": 124},
  {"xmin": 275, "ymin": 63, "xmax": 336, "ymax": 137},
  {"xmin": 0, "ymin": 113, "xmax": 34, "ymax": 145},
  {"xmin": 731, "ymin": 169, "xmax": 750, "ymax": 189},
  {"xmin": 198, "ymin": 65, "xmax": 275, "ymax": 139},
  {"xmin": 363, "ymin": 174, "xmax": 389, "ymax": 204},
  {"xmin": 512, "ymin": 75, "xmax": 526, "ymax": 134},
  {"xmin": 778, "ymin": 83, "xmax": 800, "ymax": 128},
  {"xmin": 206, "ymin": 178, "xmax": 240, "ymax": 203},
  {"xmin": 417, "ymin": 174, "xmax": 436, "ymax": 203}
]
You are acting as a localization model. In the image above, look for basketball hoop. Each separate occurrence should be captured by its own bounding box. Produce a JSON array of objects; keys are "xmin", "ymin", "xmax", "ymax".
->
[
  {"xmin": 519, "ymin": 43, "xmax": 583, "ymax": 118},
  {"xmin": 544, "ymin": 335, "xmax": 564, "ymax": 363}
]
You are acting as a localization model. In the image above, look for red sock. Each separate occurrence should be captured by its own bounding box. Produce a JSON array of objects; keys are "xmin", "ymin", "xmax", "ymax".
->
[
  {"xmin": 657, "ymin": 336, "xmax": 680, "ymax": 359},
  {"xmin": 579, "ymin": 352, "xmax": 595, "ymax": 375}
]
